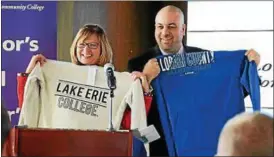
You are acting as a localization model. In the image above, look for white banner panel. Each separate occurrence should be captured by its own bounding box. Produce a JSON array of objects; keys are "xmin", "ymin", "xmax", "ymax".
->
[{"xmin": 187, "ymin": 1, "xmax": 273, "ymax": 116}]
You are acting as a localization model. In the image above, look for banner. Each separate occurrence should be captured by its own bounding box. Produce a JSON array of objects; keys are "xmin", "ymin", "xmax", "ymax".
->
[
  {"xmin": 1, "ymin": 1, "xmax": 57, "ymax": 125},
  {"xmin": 187, "ymin": 1, "xmax": 273, "ymax": 116}
]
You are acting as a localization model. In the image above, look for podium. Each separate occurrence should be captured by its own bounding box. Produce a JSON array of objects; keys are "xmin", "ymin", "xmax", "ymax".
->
[{"xmin": 3, "ymin": 128, "xmax": 133, "ymax": 156}]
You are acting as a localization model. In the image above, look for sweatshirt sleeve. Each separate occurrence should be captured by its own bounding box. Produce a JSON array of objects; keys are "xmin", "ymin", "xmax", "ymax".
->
[
  {"xmin": 17, "ymin": 74, "xmax": 28, "ymax": 109},
  {"xmin": 18, "ymin": 65, "xmax": 43, "ymax": 127},
  {"xmin": 128, "ymin": 80, "xmax": 149, "ymax": 155},
  {"xmin": 240, "ymin": 59, "xmax": 261, "ymax": 111},
  {"xmin": 121, "ymin": 95, "xmax": 152, "ymax": 129}
]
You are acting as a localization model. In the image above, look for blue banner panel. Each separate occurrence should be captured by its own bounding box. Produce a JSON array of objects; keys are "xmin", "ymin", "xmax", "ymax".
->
[{"xmin": 1, "ymin": 1, "xmax": 57, "ymax": 126}]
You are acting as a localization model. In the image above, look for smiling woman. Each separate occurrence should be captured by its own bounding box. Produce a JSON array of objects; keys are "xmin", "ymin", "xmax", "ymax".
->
[
  {"xmin": 16, "ymin": 23, "xmax": 154, "ymax": 130},
  {"xmin": 70, "ymin": 24, "xmax": 113, "ymax": 66}
]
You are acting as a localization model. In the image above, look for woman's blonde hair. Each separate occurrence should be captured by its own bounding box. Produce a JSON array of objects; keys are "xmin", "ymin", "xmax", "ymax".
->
[{"xmin": 70, "ymin": 24, "xmax": 113, "ymax": 66}]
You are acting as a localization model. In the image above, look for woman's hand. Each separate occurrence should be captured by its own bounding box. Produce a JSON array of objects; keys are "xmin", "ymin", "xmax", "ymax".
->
[
  {"xmin": 131, "ymin": 71, "xmax": 150, "ymax": 93},
  {"xmin": 25, "ymin": 54, "xmax": 47, "ymax": 73}
]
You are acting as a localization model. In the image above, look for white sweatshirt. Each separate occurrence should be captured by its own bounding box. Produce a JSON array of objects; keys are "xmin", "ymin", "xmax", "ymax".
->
[{"xmin": 18, "ymin": 60, "xmax": 147, "ymax": 132}]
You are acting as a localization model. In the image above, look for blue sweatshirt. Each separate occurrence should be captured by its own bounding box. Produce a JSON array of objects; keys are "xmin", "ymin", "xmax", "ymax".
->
[{"xmin": 152, "ymin": 50, "xmax": 261, "ymax": 156}]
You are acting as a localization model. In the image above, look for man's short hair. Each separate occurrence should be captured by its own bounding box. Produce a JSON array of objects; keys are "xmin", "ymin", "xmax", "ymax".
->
[{"xmin": 217, "ymin": 112, "xmax": 273, "ymax": 156}]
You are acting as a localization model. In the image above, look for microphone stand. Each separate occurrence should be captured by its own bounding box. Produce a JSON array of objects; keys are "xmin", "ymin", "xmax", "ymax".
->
[
  {"xmin": 108, "ymin": 89, "xmax": 115, "ymax": 132},
  {"xmin": 105, "ymin": 64, "xmax": 116, "ymax": 132}
]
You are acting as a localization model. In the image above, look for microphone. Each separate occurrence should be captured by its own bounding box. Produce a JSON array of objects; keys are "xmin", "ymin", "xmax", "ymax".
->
[
  {"xmin": 104, "ymin": 63, "xmax": 116, "ymax": 131},
  {"xmin": 104, "ymin": 63, "xmax": 116, "ymax": 90}
]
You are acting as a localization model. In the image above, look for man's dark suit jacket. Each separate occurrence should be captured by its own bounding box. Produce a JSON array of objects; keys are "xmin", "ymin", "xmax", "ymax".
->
[{"xmin": 128, "ymin": 45, "xmax": 206, "ymax": 156}]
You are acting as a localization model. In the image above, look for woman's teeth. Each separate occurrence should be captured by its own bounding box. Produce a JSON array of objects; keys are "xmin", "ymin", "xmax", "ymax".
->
[{"xmin": 83, "ymin": 54, "xmax": 92, "ymax": 58}]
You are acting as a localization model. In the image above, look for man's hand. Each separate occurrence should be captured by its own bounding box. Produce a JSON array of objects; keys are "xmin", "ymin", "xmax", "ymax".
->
[
  {"xmin": 245, "ymin": 49, "xmax": 261, "ymax": 66},
  {"xmin": 142, "ymin": 58, "xmax": 160, "ymax": 84}
]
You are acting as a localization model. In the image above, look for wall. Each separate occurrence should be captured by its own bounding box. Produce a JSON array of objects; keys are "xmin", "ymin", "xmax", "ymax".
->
[{"xmin": 57, "ymin": 1, "xmax": 188, "ymax": 71}]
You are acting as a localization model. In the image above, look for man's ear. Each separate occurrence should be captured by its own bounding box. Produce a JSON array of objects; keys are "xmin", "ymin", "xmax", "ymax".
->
[{"xmin": 182, "ymin": 24, "xmax": 186, "ymax": 36}]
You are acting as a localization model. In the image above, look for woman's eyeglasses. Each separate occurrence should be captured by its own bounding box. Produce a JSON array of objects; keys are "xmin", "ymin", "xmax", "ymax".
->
[{"xmin": 77, "ymin": 42, "xmax": 99, "ymax": 50}]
